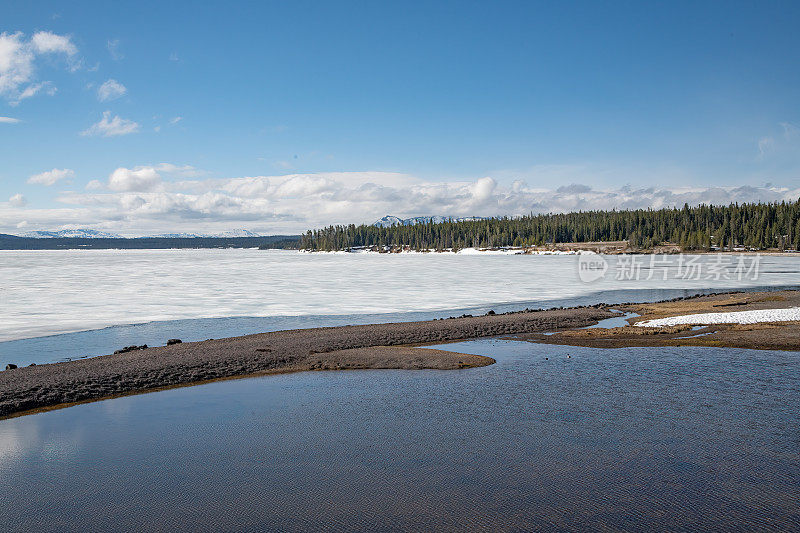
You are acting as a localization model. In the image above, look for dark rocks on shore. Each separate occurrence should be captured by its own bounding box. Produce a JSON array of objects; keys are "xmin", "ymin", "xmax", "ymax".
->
[
  {"xmin": 5, "ymin": 364, "xmax": 17, "ymax": 370},
  {"xmin": 487, "ymin": 310, "xmax": 496, "ymax": 316},
  {"xmin": 167, "ymin": 339, "xmax": 183, "ymax": 346},
  {"xmin": 114, "ymin": 345, "xmax": 149, "ymax": 355}
]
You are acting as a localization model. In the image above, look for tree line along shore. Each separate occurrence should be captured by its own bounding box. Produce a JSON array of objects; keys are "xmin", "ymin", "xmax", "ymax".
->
[
  {"xmin": 300, "ymin": 200, "xmax": 800, "ymax": 252},
  {"xmin": 5, "ymin": 200, "xmax": 800, "ymax": 253},
  {"xmin": 0, "ymin": 234, "xmax": 301, "ymax": 251}
]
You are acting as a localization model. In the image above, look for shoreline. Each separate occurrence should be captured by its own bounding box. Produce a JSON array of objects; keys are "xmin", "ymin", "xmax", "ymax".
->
[
  {"xmin": 519, "ymin": 290, "xmax": 800, "ymax": 351},
  {"xmin": 0, "ymin": 347, "xmax": 496, "ymax": 421},
  {"xmin": 303, "ymin": 245, "xmax": 800, "ymax": 256},
  {"xmin": 0, "ymin": 307, "xmax": 610, "ymax": 419},
  {"xmin": 3, "ymin": 289, "xmax": 799, "ymax": 420}
]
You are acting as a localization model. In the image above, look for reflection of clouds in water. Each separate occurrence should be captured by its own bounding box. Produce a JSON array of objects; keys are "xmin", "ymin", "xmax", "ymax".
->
[
  {"xmin": 0, "ymin": 416, "xmax": 83, "ymax": 465},
  {"xmin": 0, "ymin": 418, "xmax": 41, "ymax": 464},
  {"xmin": 100, "ymin": 396, "xmax": 133, "ymax": 417},
  {"xmin": 40, "ymin": 438, "xmax": 80, "ymax": 462}
]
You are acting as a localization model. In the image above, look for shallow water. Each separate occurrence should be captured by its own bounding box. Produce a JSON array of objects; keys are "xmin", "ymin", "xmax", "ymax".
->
[
  {"xmin": 584, "ymin": 309, "xmax": 639, "ymax": 328},
  {"xmin": 1, "ymin": 339, "xmax": 798, "ymax": 531},
  {"xmin": 675, "ymin": 330, "xmax": 717, "ymax": 339}
]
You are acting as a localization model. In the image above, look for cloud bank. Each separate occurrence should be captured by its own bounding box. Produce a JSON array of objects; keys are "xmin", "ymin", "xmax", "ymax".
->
[{"xmin": 2, "ymin": 167, "xmax": 799, "ymax": 236}]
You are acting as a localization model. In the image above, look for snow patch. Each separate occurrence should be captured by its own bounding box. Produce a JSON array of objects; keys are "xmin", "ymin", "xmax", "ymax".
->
[{"xmin": 635, "ymin": 307, "xmax": 800, "ymax": 327}]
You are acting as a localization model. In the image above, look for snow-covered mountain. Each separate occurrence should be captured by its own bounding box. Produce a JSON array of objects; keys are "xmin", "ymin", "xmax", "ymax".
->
[
  {"xmin": 214, "ymin": 229, "xmax": 260, "ymax": 238},
  {"xmin": 147, "ymin": 229, "xmax": 261, "ymax": 238},
  {"xmin": 147, "ymin": 232, "xmax": 209, "ymax": 238},
  {"xmin": 22, "ymin": 229, "xmax": 123, "ymax": 239},
  {"xmin": 146, "ymin": 229, "xmax": 261, "ymax": 238},
  {"xmin": 373, "ymin": 215, "xmax": 487, "ymax": 228},
  {"xmin": 373, "ymin": 216, "xmax": 406, "ymax": 227},
  {"xmin": 21, "ymin": 228, "xmax": 262, "ymax": 239}
]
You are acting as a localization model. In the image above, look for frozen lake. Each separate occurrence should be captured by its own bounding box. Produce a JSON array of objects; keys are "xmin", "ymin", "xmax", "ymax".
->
[{"xmin": 1, "ymin": 249, "xmax": 797, "ymax": 344}]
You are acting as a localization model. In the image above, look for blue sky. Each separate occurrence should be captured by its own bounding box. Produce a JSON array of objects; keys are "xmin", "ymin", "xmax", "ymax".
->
[{"xmin": 1, "ymin": 0, "xmax": 799, "ymax": 235}]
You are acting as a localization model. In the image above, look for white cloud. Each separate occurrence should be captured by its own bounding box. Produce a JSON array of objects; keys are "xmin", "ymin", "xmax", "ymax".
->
[
  {"xmin": 94, "ymin": 163, "xmax": 203, "ymax": 192},
  {"xmin": 780, "ymin": 122, "xmax": 799, "ymax": 139},
  {"xmin": 0, "ymin": 116, "xmax": 20, "ymax": 123},
  {"xmin": 758, "ymin": 137, "xmax": 774, "ymax": 158},
  {"xmin": 108, "ymin": 166, "xmax": 162, "ymax": 192},
  {"xmin": 97, "ymin": 79, "xmax": 127, "ymax": 101},
  {"xmin": 81, "ymin": 111, "xmax": 140, "ymax": 137},
  {"xmin": 8, "ymin": 194, "xmax": 27, "ymax": 207},
  {"xmin": 274, "ymin": 175, "xmax": 337, "ymax": 198},
  {"xmin": 470, "ymin": 176, "xmax": 496, "ymax": 202},
  {"xmin": 0, "ymin": 32, "xmax": 34, "ymax": 98},
  {"xmin": 28, "ymin": 168, "xmax": 75, "ymax": 186},
  {"xmin": 31, "ymin": 31, "xmax": 77, "ymax": 56},
  {"xmin": 757, "ymin": 122, "xmax": 800, "ymax": 159},
  {"xmin": 13, "ymin": 81, "xmax": 57, "ymax": 104},
  {"xmin": 154, "ymin": 163, "xmax": 202, "ymax": 178},
  {"xmin": 107, "ymin": 39, "xmax": 123, "ymax": 60},
  {"xmin": 0, "ymin": 31, "xmax": 77, "ymax": 103},
  {"xmin": 168, "ymin": 116, "xmax": 182, "ymax": 125}
]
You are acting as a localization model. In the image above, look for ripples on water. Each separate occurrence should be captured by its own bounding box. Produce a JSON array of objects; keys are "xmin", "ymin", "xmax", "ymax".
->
[{"xmin": 1, "ymin": 340, "xmax": 798, "ymax": 531}]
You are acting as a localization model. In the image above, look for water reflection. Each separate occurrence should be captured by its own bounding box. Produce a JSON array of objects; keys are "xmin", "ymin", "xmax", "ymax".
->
[{"xmin": 1, "ymin": 340, "xmax": 798, "ymax": 531}]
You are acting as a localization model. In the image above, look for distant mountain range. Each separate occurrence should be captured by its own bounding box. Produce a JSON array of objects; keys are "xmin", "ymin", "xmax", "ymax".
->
[
  {"xmin": 20, "ymin": 229, "xmax": 261, "ymax": 239},
  {"xmin": 373, "ymin": 215, "xmax": 487, "ymax": 228},
  {"xmin": 21, "ymin": 229, "xmax": 124, "ymax": 239},
  {"xmin": 147, "ymin": 229, "xmax": 261, "ymax": 238}
]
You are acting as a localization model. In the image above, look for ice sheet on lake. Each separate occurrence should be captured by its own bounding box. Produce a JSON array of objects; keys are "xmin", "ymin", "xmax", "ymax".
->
[{"xmin": 1, "ymin": 249, "xmax": 798, "ymax": 342}]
